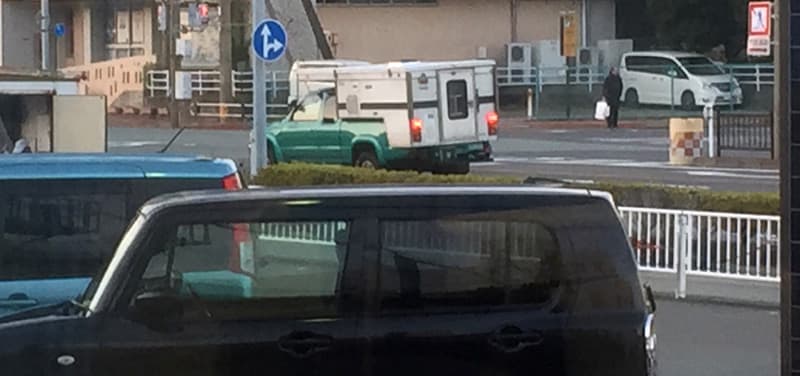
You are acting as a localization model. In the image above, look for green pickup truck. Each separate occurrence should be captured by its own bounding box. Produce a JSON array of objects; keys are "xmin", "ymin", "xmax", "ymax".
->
[{"xmin": 253, "ymin": 89, "xmax": 493, "ymax": 174}]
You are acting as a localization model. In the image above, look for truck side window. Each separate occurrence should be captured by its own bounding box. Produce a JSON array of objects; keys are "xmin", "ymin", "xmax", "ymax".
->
[
  {"xmin": 323, "ymin": 95, "xmax": 338, "ymax": 121},
  {"xmin": 446, "ymin": 80, "xmax": 468, "ymax": 120},
  {"xmin": 291, "ymin": 94, "xmax": 323, "ymax": 122}
]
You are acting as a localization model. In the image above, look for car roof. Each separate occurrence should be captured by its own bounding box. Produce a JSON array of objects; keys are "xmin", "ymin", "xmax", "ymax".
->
[
  {"xmin": 0, "ymin": 153, "xmax": 239, "ymax": 180},
  {"xmin": 622, "ymin": 51, "xmax": 706, "ymax": 59},
  {"xmin": 138, "ymin": 186, "xmax": 609, "ymax": 217}
]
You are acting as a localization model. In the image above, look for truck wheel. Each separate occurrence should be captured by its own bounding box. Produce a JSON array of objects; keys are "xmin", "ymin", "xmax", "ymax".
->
[{"xmin": 355, "ymin": 151, "xmax": 379, "ymax": 169}]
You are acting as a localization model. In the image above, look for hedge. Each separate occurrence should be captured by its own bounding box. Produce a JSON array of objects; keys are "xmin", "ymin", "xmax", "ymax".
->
[{"xmin": 252, "ymin": 163, "xmax": 779, "ymax": 215}]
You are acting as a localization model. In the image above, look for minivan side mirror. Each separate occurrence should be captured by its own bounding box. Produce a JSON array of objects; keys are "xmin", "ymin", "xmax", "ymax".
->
[
  {"xmin": 131, "ymin": 291, "xmax": 184, "ymax": 331},
  {"xmin": 667, "ymin": 69, "xmax": 678, "ymax": 78}
]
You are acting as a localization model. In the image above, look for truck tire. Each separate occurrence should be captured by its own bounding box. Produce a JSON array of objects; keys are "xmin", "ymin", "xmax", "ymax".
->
[{"xmin": 355, "ymin": 151, "xmax": 379, "ymax": 169}]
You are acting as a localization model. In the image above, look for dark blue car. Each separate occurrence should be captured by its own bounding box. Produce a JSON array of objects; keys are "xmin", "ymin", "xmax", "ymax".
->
[{"xmin": 0, "ymin": 154, "xmax": 251, "ymax": 317}]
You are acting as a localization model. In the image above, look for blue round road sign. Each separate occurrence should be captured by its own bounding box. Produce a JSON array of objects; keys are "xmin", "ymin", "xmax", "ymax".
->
[
  {"xmin": 53, "ymin": 23, "xmax": 66, "ymax": 38},
  {"xmin": 252, "ymin": 19, "xmax": 287, "ymax": 63}
]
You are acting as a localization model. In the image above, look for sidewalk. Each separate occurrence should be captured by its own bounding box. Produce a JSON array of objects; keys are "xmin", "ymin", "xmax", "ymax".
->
[
  {"xmin": 109, "ymin": 114, "xmax": 249, "ymax": 131},
  {"xmin": 639, "ymin": 270, "xmax": 779, "ymax": 308},
  {"xmin": 501, "ymin": 117, "xmax": 668, "ymax": 130}
]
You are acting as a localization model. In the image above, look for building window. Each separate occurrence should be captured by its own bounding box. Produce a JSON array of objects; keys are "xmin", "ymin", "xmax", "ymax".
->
[
  {"xmin": 317, "ymin": 0, "xmax": 436, "ymax": 5},
  {"xmin": 65, "ymin": 8, "xmax": 75, "ymax": 58}
]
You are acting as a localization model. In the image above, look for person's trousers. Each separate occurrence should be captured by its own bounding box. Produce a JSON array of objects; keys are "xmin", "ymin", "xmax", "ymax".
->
[{"xmin": 606, "ymin": 103, "xmax": 620, "ymax": 128}]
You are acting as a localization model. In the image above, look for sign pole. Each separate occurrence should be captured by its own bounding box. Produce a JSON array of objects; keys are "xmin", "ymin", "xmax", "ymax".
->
[{"xmin": 250, "ymin": 0, "xmax": 267, "ymax": 177}]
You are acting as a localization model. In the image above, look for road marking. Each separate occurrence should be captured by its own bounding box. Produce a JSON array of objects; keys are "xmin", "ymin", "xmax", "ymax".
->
[
  {"xmin": 108, "ymin": 141, "xmax": 163, "ymax": 148},
  {"xmin": 686, "ymin": 171, "xmax": 779, "ymax": 180}
]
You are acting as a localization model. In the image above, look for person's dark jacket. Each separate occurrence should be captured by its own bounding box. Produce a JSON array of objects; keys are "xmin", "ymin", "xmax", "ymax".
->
[{"xmin": 603, "ymin": 74, "xmax": 623, "ymax": 105}]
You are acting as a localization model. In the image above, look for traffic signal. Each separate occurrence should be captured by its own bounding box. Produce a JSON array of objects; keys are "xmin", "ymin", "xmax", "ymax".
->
[{"xmin": 198, "ymin": 3, "xmax": 209, "ymax": 25}]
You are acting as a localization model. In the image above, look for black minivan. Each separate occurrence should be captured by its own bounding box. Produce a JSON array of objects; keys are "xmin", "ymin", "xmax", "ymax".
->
[{"xmin": 0, "ymin": 186, "xmax": 655, "ymax": 376}]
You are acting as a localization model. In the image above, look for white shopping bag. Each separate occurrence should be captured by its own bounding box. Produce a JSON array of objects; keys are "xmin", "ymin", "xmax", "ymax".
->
[{"xmin": 594, "ymin": 99, "xmax": 610, "ymax": 121}]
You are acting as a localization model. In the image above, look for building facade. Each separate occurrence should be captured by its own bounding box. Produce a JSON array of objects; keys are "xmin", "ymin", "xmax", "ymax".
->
[{"xmin": 314, "ymin": 0, "xmax": 616, "ymax": 64}]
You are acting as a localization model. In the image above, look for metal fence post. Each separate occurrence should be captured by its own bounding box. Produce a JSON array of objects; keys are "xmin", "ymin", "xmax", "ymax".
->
[
  {"xmin": 535, "ymin": 68, "xmax": 541, "ymax": 118},
  {"xmin": 676, "ymin": 213, "xmax": 689, "ymax": 299}
]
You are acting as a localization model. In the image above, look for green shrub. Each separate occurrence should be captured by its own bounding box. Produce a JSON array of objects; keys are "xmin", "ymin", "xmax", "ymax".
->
[
  {"xmin": 253, "ymin": 163, "xmax": 518, "ymax": 186},
  {"xmin": 252, "ymin": 163, "xmax": 779, "ymax": 215}
]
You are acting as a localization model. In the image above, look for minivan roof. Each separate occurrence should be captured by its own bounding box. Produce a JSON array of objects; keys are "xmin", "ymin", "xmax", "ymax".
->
[
  {"xmin": 138, "ymin": 186, "xmax": 609, "ymax": 217},
  {"xmin": 622, "ymin": 51, "xmax": 707, "ymax": 59},
  {"xmin": 0, "ymin": 153, "xmax": 238, "ymax": 180}
]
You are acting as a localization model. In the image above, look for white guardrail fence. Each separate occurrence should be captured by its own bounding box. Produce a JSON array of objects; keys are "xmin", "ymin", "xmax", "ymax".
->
[
  {"xmin": 146, "ymin": 64, "xmax": 776, "ymax": 97},
  {"xmin": 256, "ymin": 207, "xmax": 780, "ymax": 298}
]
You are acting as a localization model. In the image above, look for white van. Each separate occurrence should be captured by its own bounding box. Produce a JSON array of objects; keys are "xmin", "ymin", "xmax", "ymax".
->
[{"xmin": 619, "ymin": 51, "xmax": 743, "ymax": 110}]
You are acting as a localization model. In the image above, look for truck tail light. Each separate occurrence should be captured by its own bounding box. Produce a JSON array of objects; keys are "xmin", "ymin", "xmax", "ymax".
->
[
  {"xmin": 222, "ymin": 173, "xmax": 254, "ymax": 275},
  {"xmin": 486, "ymin": 111, "xmax": 499, "ymax": 136},
  {"xmin": 410, "ymin": 118, "xmax": 423, "ymax": 143}
]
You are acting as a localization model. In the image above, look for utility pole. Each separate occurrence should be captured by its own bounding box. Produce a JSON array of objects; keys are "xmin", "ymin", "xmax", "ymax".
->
[
  {"xmin": 167, "ymin": 0, "xmax": 181, "ymax": 129},
  {"xmin": 40, "ymin": 0, "xmax": 50, "ymax": 72},
  {"xmin": 219, "ymin": 0, "xmax": 233, "ymax": 103},
  {"xmin": 773, "ymin": 0, "xmax": 782, "ymax": 162}
]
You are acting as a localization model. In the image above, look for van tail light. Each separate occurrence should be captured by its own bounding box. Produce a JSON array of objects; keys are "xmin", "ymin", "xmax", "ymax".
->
[
  {"xmin": 223, "ymin": 173, "xmax": 253, "ymax": 275},
  {"xmin": 486, "ymin": 111, "xmax": 499, "ymax": 136},
  {"xmin": 410, "ymin": 118, "xmax": 423, "ymax": 143}
]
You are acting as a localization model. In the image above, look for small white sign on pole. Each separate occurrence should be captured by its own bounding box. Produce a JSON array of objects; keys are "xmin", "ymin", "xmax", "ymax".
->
[{"xmin": 174, "ymin": 71, "xmax": 193, "ymax": 100}]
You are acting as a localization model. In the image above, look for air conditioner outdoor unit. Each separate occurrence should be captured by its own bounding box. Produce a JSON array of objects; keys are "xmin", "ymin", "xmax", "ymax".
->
[
  {"xmin": 506, "ymin": 43, "xmax": 532, "ymax": 83},
  {"xmin": 577, "ymin": 47, "xmax": 600, "ymax": 83}
]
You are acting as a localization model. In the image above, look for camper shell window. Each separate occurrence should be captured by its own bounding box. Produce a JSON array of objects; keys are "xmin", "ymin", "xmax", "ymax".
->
[{"xmin": 446, "ymin": 80, "xmax": 468, "ymax": 120}]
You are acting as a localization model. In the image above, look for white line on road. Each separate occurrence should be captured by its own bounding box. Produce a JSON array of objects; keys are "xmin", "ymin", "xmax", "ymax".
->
[
  {"xmin": 108, "ymin": 141, "xmax": 163, "ymax": 148},
  {"xmin": 686, "ymin": 171, "xmax": 779, "ymax": 180}
]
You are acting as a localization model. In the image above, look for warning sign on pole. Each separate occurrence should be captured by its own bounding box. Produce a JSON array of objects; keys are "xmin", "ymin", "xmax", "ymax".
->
[{"xmin": 747, "ymin": 1, "xmax": 772, "ymax": 56}]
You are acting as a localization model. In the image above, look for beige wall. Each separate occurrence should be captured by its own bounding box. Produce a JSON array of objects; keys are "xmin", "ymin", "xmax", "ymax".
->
[{"xmin": 316, "ymin": 0, "xmax": 580, "ymax": 64}]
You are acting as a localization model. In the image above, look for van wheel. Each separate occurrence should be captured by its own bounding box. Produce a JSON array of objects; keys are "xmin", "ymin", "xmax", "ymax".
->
[
  {"xmin": 681, "ymin": 91, "xmax": 696, "ymax": 110},
  {"xmin": 355, "ymin": 151, "xmax": 379, "ymax": 169},
  {"xmin": 624, "ymin": 89, "xmax": 639, "ymax": 107}
]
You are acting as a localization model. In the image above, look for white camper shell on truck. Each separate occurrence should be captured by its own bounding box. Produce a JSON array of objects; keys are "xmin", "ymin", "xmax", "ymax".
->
[
  {"xmin": 307, "ymin": 60, "xmax": 498, "ymax": 148},
  {"xmin": 288, "ymin": 59, "xmax": 370, "ymax": 104}
]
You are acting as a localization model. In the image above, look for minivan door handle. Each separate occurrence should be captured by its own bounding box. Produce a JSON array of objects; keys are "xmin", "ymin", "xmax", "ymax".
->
[
  {"xmin": 488, "ymin": 326, "xmax": 544, "ymax": 353},
  {"xmin": 278, "ymin": 331, "xmax": 334, "ymax": 358}
]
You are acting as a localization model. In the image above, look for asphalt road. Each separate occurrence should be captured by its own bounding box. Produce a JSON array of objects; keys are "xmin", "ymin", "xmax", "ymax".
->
[
  {"xmin": 108, "ymin": 126, "xmax": 777, "ymax": 192},
  {"xmin": 656, "ymin": 298, "xmax": 778, "ymax": 376}
]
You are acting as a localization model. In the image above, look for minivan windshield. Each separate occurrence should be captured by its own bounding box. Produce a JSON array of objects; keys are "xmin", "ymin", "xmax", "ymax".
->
[{"xmin": 677, "ymin": 57, "xmax": 725, "ymax": 76}]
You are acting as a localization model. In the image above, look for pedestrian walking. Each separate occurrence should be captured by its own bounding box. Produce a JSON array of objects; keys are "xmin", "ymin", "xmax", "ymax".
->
[{"xmin": 603, "ymin": 67, "xmax": 623, "ymax": 129}]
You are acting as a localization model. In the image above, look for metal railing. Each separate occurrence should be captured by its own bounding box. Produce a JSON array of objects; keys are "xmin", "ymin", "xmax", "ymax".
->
[
  {"xmin": 255, "ymin": 207, "xmax": 781, "ymax": 292},
  {"xmin": 191, "ymin": 102, "xmax": 289, "ymax": 120},
  {"xmin": 146, "ymin": 69, "xmax": 290, "ymax": 97},
  {"xmin": 621, "ymin": 207, "xmax": 780, "ymax": 287},
  {"xmin": 714, "ymin": 111, "xmax": 774, "ymax": 157}
]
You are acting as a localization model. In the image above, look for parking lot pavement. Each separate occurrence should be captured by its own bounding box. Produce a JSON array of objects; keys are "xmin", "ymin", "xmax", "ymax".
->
[{"xmin": 656, "ymin": 298, "xmax": 778, "ymax": 376}]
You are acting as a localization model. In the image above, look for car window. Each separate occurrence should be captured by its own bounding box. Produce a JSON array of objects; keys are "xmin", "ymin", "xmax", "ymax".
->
[
  {"xmin": 378, "ymin": 219, "xmax": 560, "ymax": 313},
  {"xmin": 0, "ymin": 180, "xmax": 134, "ymax": 281},
  {"xmin": 323, "ymin": 95, "xmax": 338, "ymax": 120},
  {"xmin": 137, "ymin": 220, "xmax": 352, "ymax": 321},
  {"xmin": 677, "ymin": 56, "xmax": 726, "ymax": 76},
  {"xmin": 292, "ymin": 93, "xmax": 323, "ymax": 122},
  {"xmin": 446, "ymin": 80, "xmax": 469, "ymax": 120}
]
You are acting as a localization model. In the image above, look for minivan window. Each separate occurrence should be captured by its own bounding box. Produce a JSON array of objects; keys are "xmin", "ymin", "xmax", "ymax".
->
[
  {"xmin": 677, "ymin": 56, "xmax": 725, "ymax": 76},
  {"xmin": 379, "ymin": 219, "xmax": 560, "ymax": 312}
]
